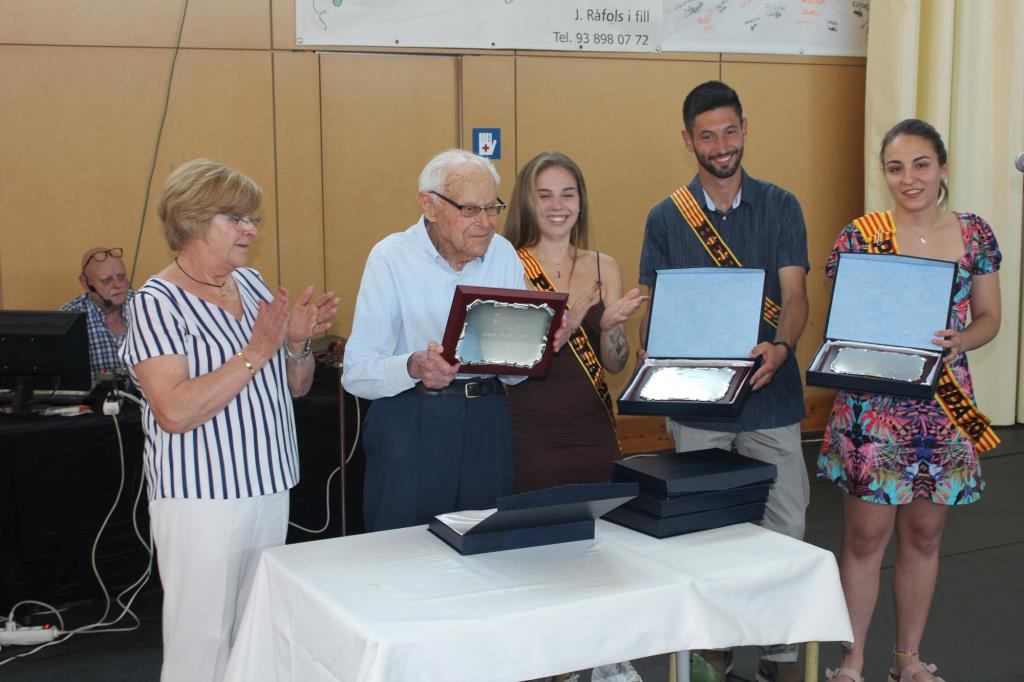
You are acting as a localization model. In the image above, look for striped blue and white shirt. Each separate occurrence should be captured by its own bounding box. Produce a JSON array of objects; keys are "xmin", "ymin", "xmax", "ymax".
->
[{"xmin": 120, "ymin": 268, "xmax": 299, "ymax": 501}]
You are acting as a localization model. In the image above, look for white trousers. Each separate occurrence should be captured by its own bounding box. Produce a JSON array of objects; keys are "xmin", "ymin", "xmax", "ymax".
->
[
  {"xmin": 150, "ymin": 491, "xmax": 290, "ymax": 682},
  {"xmin": 664, "ymin": 421, "xmax": 810, "ymax": 663}
]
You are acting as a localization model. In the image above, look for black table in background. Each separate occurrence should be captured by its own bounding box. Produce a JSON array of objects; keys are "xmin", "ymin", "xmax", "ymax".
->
[{"xmin": 0, "ymin": 371, "xmax": 366, "ymax": 612}]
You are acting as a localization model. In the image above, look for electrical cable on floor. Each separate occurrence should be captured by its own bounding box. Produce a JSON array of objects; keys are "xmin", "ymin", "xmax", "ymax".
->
[
  {"xmin": 289, "ymin": 398, "xmax": 361, "ymax": 534},
  {"xmin": 0, "ymin": 414, "xmax": 154, "ymax": 665}
]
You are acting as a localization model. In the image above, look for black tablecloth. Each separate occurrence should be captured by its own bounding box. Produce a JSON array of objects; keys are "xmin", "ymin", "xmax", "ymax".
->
[{"xmin": 0, "ymin": 375, "xmax": 366, "ymax": 611}]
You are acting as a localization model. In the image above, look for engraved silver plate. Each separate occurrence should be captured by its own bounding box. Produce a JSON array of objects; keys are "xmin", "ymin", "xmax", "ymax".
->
[
  {"xmin": 639, "ymin": 367, "xmax": 736, "ymax": 402},
  {"xmin": 454, "ymin": 299, "xmax": 553, "ymax": 368},
  {"xmin": 830, "ymin": 347, "xmax": 925, "ymax": 382}
]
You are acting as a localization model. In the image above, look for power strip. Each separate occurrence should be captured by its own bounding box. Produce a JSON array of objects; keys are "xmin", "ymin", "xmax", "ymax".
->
[{"xmin": 0, "ymin": 624, "xmax": 60, "ymax": 646}]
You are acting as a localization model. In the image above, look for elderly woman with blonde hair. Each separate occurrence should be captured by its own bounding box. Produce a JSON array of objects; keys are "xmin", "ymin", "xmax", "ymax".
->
[{"xmin": 121, "ymin": 159, "xmax": 338, "ymax": 681}]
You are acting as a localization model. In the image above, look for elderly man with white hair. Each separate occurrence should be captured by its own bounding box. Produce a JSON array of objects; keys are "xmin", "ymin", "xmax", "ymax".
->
[{"xmin": 344, "ymin": 149, "xmax": 565, "ymax": 532}]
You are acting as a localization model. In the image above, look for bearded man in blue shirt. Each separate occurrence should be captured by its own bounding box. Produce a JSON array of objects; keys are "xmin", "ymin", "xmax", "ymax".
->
[{"xmin": 639, "ymin": 81, "xmax": 811, "ymax": 682}]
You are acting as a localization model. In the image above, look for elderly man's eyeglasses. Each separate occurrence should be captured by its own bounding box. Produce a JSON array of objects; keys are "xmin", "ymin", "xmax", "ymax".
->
[
  {"xmin": 221, "ymin": 214, "xmax": 263, "ymax": 228},
  {"xmin": 82, "ymin": 247, "xmax": 124, "ymax": 270},
  {"xmin": 430, "ymin": 191, "xmax": 507, "ymax": 217}
]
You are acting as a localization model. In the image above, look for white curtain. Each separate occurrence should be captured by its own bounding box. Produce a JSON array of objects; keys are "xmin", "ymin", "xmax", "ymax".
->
[{"xmin": 863, "ymin": 0, "xmax": 1024, "ymax": 424}]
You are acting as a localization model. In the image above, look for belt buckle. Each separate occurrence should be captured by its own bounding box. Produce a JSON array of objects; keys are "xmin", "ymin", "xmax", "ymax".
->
[{"xmin": 464, "ymin": 381, "xmax": 484, "ymax": 399}]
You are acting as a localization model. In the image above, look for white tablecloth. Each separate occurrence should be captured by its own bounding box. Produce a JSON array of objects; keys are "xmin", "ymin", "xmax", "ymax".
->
[{"xmin": 224, "ymin": 521, "xmax": 852, "ymax": 682}]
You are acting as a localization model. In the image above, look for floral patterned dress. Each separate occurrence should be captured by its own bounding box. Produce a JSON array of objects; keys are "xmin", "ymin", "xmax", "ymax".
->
[{"xmin": 817, "ymin": 212, "xmax": 1001, "ymax": 505}]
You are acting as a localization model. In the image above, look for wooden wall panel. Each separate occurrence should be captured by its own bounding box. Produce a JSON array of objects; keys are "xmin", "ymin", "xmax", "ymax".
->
[
  {"xmin": 270, "ymin": 0, "xmax": 298, "ymax": 51},
  {"xmin": 273, "ymin": 51, "xmax": 325, "ymax": 299},
  {"xmin": 131, "ymin": 49, "xmax": 279, "ymax": 289},
  {"xmin": 0, "ymin": 0, "xmax": 269, "ymax": 49},
  {"xmin": 0, "ymin": 45, "xmax": 175, "ymax": 308},
  {"xmin": 515, "ymin": 56, "xmax": 720, "ymax": 398},
  {"xmin": 460, "ymin": 56, "xmax": 518, "ymax": 203},
  {"xmin": 724, "ymin": 61, "xmax": 865, "ymax": 409},
  {"xmin": 320, "ymin": 53, "xmax": 459, "ymax": 338},
  {"xmin": 0, "ymin": 46, "xmax": 277, "ymax": 309}
]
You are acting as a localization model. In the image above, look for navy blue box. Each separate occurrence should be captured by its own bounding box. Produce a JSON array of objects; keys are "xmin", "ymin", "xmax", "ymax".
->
[
  {"xmin": 617, "ymin": 268, "xmax": 766, "ymax": 418},
  {"xmin": 428, "ymin": 482, "xmax": 638, "ymax": 555},
  {"xmin": 625, "ymin": 482, "xmax": 771, "ymax": 517},
  {"xmin": 604, "ymin": 501, "xmax": 767, "ymax": 539},
  {"xmin": 612, "ymin": 449, "xmax": 777, "ymax": 496},
  {"xmin": 806, "ymin": 252, "xmax": 955, "ymax": 399}
]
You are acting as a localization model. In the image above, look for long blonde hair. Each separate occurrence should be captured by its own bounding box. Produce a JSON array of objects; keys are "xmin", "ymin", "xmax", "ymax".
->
[{"xmin": 504, "ymin": 151, "xmax": 590, "ymax": 250}]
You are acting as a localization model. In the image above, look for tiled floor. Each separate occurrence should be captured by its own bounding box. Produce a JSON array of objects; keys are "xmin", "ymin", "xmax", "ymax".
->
[{"xmin": 4, "ymin": 428, "xmax": 1022, "ymax": 681}]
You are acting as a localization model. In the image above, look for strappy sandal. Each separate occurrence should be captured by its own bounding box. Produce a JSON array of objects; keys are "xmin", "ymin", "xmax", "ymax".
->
[
  {"xmin": 825, "ymin": 667, "xmax": 864, "ymax": 682},
  {"xmin": 888, "ymin": 660, "xmax": 947, "ymax": 682}
]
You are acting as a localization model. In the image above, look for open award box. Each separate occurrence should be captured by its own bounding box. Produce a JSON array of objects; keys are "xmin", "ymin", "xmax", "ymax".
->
[
  {"xmin": 440, "ymin": 285, "xmax": 568, "ymax": 376},
  {"xmin": 806, "ymin": 252, "xmax": 956, "ymax": 399},
  {"xmin": 603, "ymin": 449, "xmax": 777, "ymax": 538},
  {"xmin": 428, "ymin": 482, "xmax": 638, "ymax": 555},
  {"xmin": 617, "ymin": 267, "xmax": 765, "ymax": 417}
]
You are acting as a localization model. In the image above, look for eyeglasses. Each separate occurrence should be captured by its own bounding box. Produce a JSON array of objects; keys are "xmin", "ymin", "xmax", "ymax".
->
[
  {"xmin": 430, "ymin": 191, "xmax": 507, "ymax": 217},
  {"xmin": 221, "ymin": 214, "xmax": 263, "ymax": 228},
  {"xmin": 82, "ymin": 247, "xmax": 123, "ymax": 270}
]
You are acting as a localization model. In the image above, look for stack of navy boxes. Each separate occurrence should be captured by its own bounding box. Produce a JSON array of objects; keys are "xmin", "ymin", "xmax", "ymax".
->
[{"xmin": 604, "ymin": 448, "xmax": 777, "ymax": 538}]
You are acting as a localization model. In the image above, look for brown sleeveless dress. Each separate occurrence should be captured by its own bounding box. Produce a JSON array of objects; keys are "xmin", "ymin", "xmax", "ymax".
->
[{"xmin": 506, "ymin": 301, "xmax": 621, "ymax": 493}]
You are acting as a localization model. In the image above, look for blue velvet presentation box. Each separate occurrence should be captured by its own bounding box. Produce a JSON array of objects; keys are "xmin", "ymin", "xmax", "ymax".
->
[
  {"xmin": 806, "ymin": 252, "xmax": 956, "ymax": 399},
  {"xmin": 428, "ymin": 482, "xmax": 638, "ymax": 555},
  {"xmin": 604, "ymin": 449, "xmax": 776, "ymax": 538},
  {"xmin": 603, "ymin": 502, "xmax": 767, "ymax": 539},
  {"xmin": 617, "ymin": 268, "xmax": 765, "ymax": 418},
  {"xmin": 612, "ymin": 449, "xmax": 777, "ymax": 496},
  {"xmin": 625, "ymin": 481, "xmax": 772, "ymax": 517}
]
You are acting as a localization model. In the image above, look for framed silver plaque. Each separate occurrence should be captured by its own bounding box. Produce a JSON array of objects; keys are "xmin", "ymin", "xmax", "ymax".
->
[
  {"xmin": 639, "ymin": 366, "xmax": 737, "ymax": 402},
  {"xmin": 454, "ymin": 299, "xmax": 554, "ymax": 369},
  {"xmin": 830, "ymin": 346, "xmax": 926, "ymax": 383}
]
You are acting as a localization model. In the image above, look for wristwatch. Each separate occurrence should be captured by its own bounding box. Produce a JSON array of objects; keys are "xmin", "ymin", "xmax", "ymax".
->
[{"xmin": 771, "ymin": 340, "xmax": 795, "ymax": 360}]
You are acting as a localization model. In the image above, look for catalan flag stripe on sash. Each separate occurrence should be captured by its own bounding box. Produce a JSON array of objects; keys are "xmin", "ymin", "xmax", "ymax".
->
[
  {"xmin": 670, "ymin": 186, "xmax": 781, "ymax": 328},
  {"xmin": 517, "ymin": 248, "xmax": 616, "ymax": 431}
]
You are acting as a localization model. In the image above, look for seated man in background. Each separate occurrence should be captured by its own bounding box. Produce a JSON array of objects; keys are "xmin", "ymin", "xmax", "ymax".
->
[
  {"xmin": 343, "ymin": 149, "xmax": 566, "ymax": 532},
  {"xmin": 60, "ymin": 246, "xmax": 133, "ymax": 382}
]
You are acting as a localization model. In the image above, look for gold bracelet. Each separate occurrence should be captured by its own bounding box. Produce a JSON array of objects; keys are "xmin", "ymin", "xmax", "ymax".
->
[{"xmin": 236, "ymin": 350, "xmax": 257, "ymax": 377}]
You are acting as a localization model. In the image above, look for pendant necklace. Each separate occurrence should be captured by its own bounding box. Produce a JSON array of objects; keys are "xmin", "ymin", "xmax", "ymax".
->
[
  {"xmin": 907, "ymin": 228, "xmax": 929, "ymax": 245},
  {"xmin": 900, "ymin": 222, "xmax": 936, "ymax": 245},
  {"xmin": 175, "ymin": 257, "xmax": 229, "ymax": 296},
  {"xmin": 546, "ymin": 247, "xmax": 576, "ymax": 286}
]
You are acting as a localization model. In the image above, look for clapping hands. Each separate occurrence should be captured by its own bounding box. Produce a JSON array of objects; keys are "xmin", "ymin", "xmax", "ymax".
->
[
  {"xmin": 248, "ymin": 286, "xmax": 340, "ymax": 367},
  {"xmin": 600, "ymin": 287, "xmax": 647, "ymax": 331},
  {"xmin": 287, "ymin": 285, "xmax": 340, "ymax": 345}
]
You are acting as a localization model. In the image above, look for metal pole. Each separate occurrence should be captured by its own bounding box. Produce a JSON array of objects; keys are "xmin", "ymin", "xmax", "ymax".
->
[{"xmin": 338, "ymin": 363, "xmax": 347, "ymax": 536}]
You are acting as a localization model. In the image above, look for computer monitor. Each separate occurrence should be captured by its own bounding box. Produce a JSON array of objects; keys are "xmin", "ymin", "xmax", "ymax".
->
[{"xmin": 0, "ymin": 310, "xmax": 92, "ymax": 414}]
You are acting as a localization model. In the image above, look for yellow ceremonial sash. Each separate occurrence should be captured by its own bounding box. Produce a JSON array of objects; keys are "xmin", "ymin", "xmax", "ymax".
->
[
  {"xmin": 851, "ymin": 211, "xmax": 1000, "ymax": 452},
  {"xmin": 671, "ymin": 186, "xmax": 780, "ymax": 327},
  {"xmin": 517, "ymin": 248, "xmax": 616, "ymax": 430}
]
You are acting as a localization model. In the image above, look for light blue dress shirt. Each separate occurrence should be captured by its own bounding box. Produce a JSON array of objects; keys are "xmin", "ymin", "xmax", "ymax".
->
[{"xmin": 343, "ymin": 217, "xmax": 527, "ymax": 400}]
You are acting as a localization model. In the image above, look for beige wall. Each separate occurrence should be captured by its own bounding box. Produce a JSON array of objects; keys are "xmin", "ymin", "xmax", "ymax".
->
[{"xmin": 0, "ymin": 2, "xmax": 869, "ymax": 428}]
